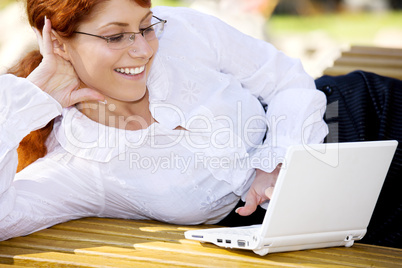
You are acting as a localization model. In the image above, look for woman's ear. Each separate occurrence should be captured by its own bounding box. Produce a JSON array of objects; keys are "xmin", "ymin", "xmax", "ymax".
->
[{"xmin": 51, "ymin": 30, "xmax": 70, "ymax": 61}]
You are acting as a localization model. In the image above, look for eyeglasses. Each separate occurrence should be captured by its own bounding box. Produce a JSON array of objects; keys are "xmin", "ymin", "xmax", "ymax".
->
[{"xmin": 73, "ymin": 16, "xmax": 167, "ymax": 50}]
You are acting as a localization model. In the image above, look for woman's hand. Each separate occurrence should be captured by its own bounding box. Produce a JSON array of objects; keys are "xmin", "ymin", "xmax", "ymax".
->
[
  {"xmin": 27, "ymin": 18, "xmax": 104, "ymax": 108},
  {"xmin": 236, "ymin": 164, "xmax": 281, "ymax": 216}
]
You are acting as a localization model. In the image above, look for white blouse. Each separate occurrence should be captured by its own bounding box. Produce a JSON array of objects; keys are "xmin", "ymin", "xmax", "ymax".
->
[{"xmin": 0, "ymin": 6, "xmax": 328, "ymax": 241}]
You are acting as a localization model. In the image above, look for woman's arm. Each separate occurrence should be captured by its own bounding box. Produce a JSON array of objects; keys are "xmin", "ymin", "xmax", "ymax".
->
[
  {"xmin": 0, "ymin": 74, "xmax": 61, "ymax": 239},
  {"xmin": 0, "ymin": 68, "xmax": 104, "ymax": 242},
  {"xmin": 203, "ymin": 13, "xmax": 328, "ymax": 213},
  {"xmin": 208, "ymin": 16, "xmax": 328, "ymax": 165},
  {"xmin": 0, "ymin": 18, "xmax": 105, "ymax": 241}
]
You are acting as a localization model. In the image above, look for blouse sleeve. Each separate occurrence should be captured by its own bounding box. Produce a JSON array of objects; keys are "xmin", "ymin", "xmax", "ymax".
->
[
  {"xmin": 0, "ymin": 75, "xmax": 102, "ymax": 241},
  {"xmin": 206, "ymin": 15, "xmax": 329, "ymax": 172}
]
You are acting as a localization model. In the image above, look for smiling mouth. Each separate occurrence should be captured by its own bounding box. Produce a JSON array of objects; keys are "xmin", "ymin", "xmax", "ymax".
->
[{"xmin": 115, "ymin": 66, "xmax": 145, "ymax": 76}]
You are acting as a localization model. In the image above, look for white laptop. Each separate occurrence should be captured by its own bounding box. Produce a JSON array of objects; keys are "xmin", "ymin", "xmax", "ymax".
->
[{"xmin": 185, "ymin": 140, "xmax": 398, "ymax": 256}]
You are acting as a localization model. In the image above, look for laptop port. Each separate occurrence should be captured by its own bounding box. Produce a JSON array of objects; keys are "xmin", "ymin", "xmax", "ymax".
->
[
  {"xmin": 217, "ymin": 239, "xmax": 223, "ymax": 243},
  {"xmin": 191, "ymin": 235, "xmax": 204, "ymax": 239},
  {"xmin": 237, "ymin": 240, "xmax": 246, "ymax": 247},
  {"xmin": 226, "ymin": 240, "xmax": 231, "ymax": 244}
]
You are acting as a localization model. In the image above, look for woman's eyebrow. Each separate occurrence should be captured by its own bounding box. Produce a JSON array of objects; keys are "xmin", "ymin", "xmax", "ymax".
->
[
  {"xmin": 100, "ymin": 22, "xmax": 129, "ymax": 28},
  {"xmin": 98, "ymin": 11, "xmax": 153, "ymax": 29},
  {"xmin": 141, "ymin": 11, "xmax": 153, "ymax": 22}
]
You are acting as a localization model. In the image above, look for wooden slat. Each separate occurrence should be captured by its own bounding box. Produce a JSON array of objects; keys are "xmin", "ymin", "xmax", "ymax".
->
[
  {"xmin": 333, "ymin": 56, "xmax": 402, "ymax": 68},
  {"xmin": 323, "ymin": 65, "xmax": 402, "ymax": 80},
  {"xmin": 350, "ymin": 45, "xmax": 402, "ymax": 57},
  {"xmin": 350, "ymin": 45, "xmax": 402, "ymax": 53},
  {"xmin": 0, "ymin": 245, "xmax": 176, "ymax": 268},
  {"xmin": 341, "ymin": 51, "xmax": 402, "ymax": 60},
  {"xmin": 323, "ymin": 45, "xmax": 402, "ymax": 80},
  {"xmin": 283, "ymin": 246, "xmax": 402, "ymax": 267},
  {"xmin": 1, "ymin": 218, "xmax": 401, "ymax": 267}
]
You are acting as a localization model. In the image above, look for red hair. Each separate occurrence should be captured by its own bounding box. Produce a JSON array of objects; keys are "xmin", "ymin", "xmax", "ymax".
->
[{"xmin": 8, "ymin": 0, "xmax": 151, "ymax": 172}]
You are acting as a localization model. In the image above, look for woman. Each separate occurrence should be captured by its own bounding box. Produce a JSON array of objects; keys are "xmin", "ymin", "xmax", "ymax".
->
[{"xmin": 0, "ymin": 0, "xmax": 328, "ymax": 241}]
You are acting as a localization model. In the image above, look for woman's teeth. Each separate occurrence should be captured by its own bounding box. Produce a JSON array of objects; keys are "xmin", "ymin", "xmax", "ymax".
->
[{"xmin": 115, "ymin": 66, "xmax": 145, "ymax": 75}]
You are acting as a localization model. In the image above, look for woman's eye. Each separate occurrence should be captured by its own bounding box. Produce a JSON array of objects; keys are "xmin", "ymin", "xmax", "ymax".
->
[
  {"xmin": 107, "ymin": 34, "xmax": 125, "ymax": 43},
  {"xmin": 142, "ymin": 27, "xmax": 155, "ymax": 36}
]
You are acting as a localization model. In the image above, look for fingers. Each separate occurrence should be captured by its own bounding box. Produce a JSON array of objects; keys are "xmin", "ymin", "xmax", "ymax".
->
[
  {"xmin": 236, "ymin": 186, "xmax": 275, "ymax": 217},
  {"xmin": 236, "ymin": 192, "xmax": 258, "ymax": 216},
  {"xmin": 235, "ymin": 168, "xmax": 280, "ymax": 217},
  {"xmin": 32, "ymin": 27, "xmax": 44, "ymax": 55},
  {"xmin": 41, "ymin": 17, "xmax": 54, "ymax": 57},
  {"xmin": 32, "ymin": 17, "xmax": 53, "ymax": 57},
  {"xmin": 265, "ymin": 186, "xmax": 275, "ymax": 199},
  {"xmin": 70, "ymin": 88, "xmax": 105, "ymax": 105},
  {"xmin": 236, "ymin": 203, "xmax": 257, "ymax": 216}
]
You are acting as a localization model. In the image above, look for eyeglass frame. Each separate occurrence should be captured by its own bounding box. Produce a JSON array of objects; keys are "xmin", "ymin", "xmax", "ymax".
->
[{"xmin": 73, "ymin": 15, "xmax": 167, "ymax": 49}]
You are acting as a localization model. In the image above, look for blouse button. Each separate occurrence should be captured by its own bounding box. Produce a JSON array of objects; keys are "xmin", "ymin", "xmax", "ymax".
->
[{"xmin": 321, "ymin": 85, "xmax": 333, "ymax": 96}]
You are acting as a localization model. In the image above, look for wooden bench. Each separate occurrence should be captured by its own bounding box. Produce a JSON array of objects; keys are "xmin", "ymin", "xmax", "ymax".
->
[
  {"xmin": 1, "ymin": 46, "xmax": 402, "ymax": 267},
  {"xmin": 323, "ymin": 45, "xmax": 402, "ymax": 80},
  {"xmin": 1, "ymin": 217, "xmax": 401, "ymax": 267}
]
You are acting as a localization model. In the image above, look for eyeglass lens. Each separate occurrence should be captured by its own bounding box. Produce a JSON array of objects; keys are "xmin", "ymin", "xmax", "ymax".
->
[{"xmin": 107, "ymin": 18, "xmax": 165, "ymax": 50}]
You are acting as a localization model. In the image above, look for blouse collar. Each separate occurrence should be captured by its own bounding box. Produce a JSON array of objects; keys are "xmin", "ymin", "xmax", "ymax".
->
[
  {"xmin": 54, "ymin": 54, "xmax": 170, "ymax": 162},
  {"xmin": 54, "ymin": 106, "xmax": 159, "ymax": 162}
]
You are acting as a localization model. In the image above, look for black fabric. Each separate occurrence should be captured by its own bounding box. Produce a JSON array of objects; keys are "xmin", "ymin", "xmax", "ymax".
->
[
  {"xmin": 316, "ymin": 71, "xmax": 402, "ymax": 248},
  {"xmin": 219, "ymin": 71, "xmax": 402, "ymax": 249}
]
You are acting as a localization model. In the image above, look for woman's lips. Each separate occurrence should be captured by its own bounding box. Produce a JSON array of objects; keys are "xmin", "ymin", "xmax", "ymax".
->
[{"xmin": 114, "ymin": 66, "xmax": 145, "ymax": 76}]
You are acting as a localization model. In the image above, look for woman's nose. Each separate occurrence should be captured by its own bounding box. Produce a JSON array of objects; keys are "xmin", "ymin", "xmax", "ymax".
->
[{"xmin": 128, "ymin": 35, "xmax": 155, "ymax": 59}]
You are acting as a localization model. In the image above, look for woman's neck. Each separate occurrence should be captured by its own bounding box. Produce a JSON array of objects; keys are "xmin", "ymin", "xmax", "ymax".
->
[{"xmin": 77, "ymin": 90, "xmax": 155, "ymax": 131}]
